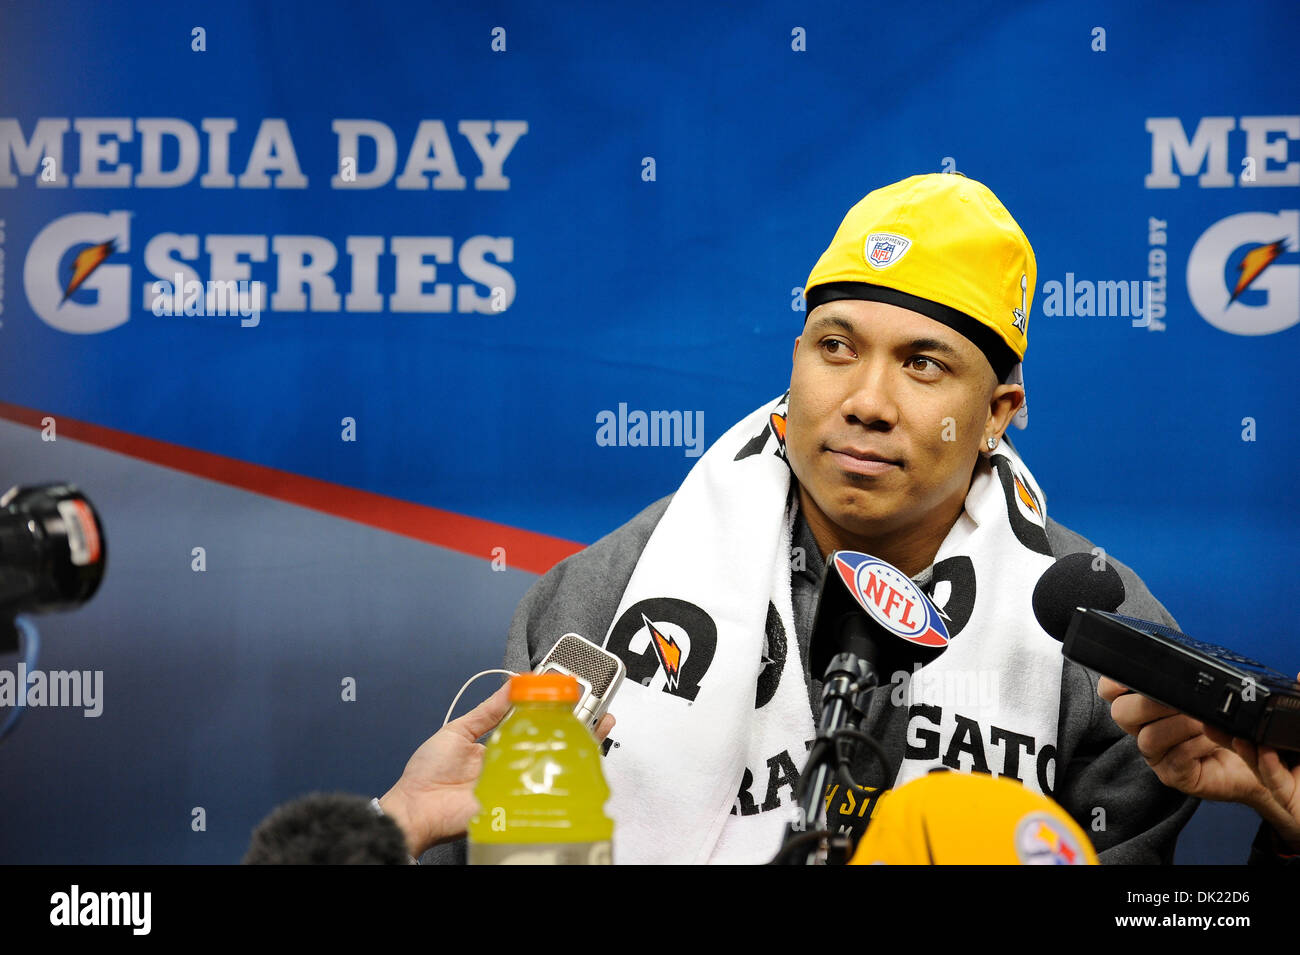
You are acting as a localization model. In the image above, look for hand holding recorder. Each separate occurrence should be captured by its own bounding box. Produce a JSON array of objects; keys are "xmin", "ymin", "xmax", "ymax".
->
[{"xmin": 1099, "ymin": 674, "xmax": 1300, "ymax": 854}]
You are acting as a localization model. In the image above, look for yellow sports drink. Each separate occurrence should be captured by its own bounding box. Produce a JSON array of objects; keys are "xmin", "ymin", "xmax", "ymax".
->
[{"xmin": 468, "ymin": 672, "xmax": 613, "ymax": 864}]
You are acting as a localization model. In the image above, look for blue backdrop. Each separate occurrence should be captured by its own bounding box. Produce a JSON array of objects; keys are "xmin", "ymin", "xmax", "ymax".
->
[{"xmin": 0, "ymin": 0, "xmax": 1296, "ymax": 863}]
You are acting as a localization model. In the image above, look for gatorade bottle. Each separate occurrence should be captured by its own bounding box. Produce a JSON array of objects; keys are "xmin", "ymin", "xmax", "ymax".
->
[{"xmin": 468, "ymin": 672, "xmax": 613, "ymax": 864}]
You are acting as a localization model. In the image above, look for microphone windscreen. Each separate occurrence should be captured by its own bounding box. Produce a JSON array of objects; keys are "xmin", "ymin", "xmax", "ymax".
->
[
  {"xmin": 1031, "ymin": 552, "xmax": 1126, "ymax": 642},
  {"xmin": 0, "ymin": 484, "xmax": 106, "ymax": 615},
  {"xmin": 849, "ymin": 771, "xmax": 1098, "ymax": 865},
  {"xmin": 243, "ymin": 792, "xmax": 410, "ymax": 865}
]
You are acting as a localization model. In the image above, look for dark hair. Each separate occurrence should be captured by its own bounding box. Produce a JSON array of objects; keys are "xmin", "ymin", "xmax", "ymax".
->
[
  {"xmin": 243, "ymin": 792, "xmax": 410, "ymax": 865},
  {"xmin": 805, "ymin": 281, "xmax": 1019, "ymax": 383}
]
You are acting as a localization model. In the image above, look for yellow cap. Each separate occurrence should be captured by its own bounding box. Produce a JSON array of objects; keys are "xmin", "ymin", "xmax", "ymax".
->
[
  {"xmin": 804, "ymin": 173, "xmax": 1036, "ymax": 385},
  {"xmin": 849, "ymin": 771, "xmax": 1099, "ymax": 865}
]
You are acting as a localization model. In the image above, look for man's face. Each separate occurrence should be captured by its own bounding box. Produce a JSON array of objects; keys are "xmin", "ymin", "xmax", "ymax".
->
[{"xmin": 786, "ymin": 299, "xmax": 1020, "ymax": 556}]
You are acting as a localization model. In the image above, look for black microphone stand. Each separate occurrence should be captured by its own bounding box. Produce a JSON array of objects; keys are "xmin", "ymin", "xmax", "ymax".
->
[
  {"xmin": 771, "ymin": 619, "xmax": 891, "ymax": 865},
  {"xmin": 770, "ymin": 550, "xmax": 941, "ymax": 865}
]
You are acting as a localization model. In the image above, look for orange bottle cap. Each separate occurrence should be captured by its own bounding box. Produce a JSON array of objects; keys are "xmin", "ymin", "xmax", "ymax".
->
[{"xmin": 510, "ymin": 671, "xmax": 581, "ymax": 703}]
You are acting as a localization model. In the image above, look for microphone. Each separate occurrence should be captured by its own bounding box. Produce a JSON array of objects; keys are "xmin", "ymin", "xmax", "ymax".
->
[
  {"xmin": 537, "ymin": 633, "xmax": 626, "ymax": 730},
  {"xmin": 243, "ymin": 793, "xmax": 411, "ymax": 865},
  {"xmin": 848, "ymin": 769, "xmax": 1099, "ymax": 865},
  {"xmin": 1040, "ymin": 557, "xmax": 1300, "ymax": 752},
  {"xmin": 0, "ymin": 484, "xmax": 106, "ymax": 632},
  {"xmin": 810, "ymin": 551, "xmax": 950, "ymax": 721},
  {"xmin": 779, "ymin": 551, "xmax": 950, "ymax": 863},
  {"xmin": 1031, "ymin": 552, "xmax": 1125, "ymax": 643},
  {"xmin": 0, "ymin": 484, "xmax": 107, "ymax": 741}
]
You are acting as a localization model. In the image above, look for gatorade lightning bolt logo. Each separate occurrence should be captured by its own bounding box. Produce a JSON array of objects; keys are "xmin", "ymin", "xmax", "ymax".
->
[
  {"xmin": 606, "ymin": 598, "xmax": 718, "ymax": 702},
  {"xmin": 990, "ymin": 454, "xmax": 1051, "ymax": 556},
  {"xmin": 833, "ymin": 551, "xmax": 949, "ymax": 648},
  {"xmin": 642, "ymin": 612, "xmax": 683, "ymax": 691},
  {"xmin": 734, "ymin": 394, "xmax": 790, "ymax": 462},
  {"xmin": 1013, "ymin": 473, "xmax": 1041, "ymax": 519},
  {"xmin": 769, "ymin": 412, "xmax": 787, "ymax": 452},
  {"xmin": 1231, "ymin": 240, "xmax": 1287, "ymax": 302},
  {"xmin": 1014, "ymin": 813, "xmax": 1087, "ymax": 865},
  {"xmin": 61, "ymin": 240, "xmax": 116, "ymax": 304}
]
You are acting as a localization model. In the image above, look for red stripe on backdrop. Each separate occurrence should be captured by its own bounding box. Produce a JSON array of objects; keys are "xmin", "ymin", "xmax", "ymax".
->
[{"xmin": 0, "ymin": 402, "xmax": 584, "ymax": 575}]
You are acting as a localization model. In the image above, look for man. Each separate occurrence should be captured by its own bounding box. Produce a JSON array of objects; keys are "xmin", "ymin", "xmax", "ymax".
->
[{"xmin": 428, "ymin": 173, "xmax": 1198, "ymax": 864}]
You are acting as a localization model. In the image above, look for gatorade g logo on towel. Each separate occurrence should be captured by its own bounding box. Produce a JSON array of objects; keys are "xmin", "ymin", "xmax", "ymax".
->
[
  {"xmin": 833, "ymin": 552, "xmax": 949, "ymax": 648},
  {"xmin": 606, "ymin": 598, "xmax": 718, "ymax": 702},
  {"xmin": 922, "ymin": 555, "xmax": 977, "ymax": 640},
  {"xmin": 734, "ymin": 394, "xmax": 790, "ymax": 463},
  {"xmin": 989, "ymin": 453, "xmax": 1052, "ymax": 556},
  {"xmin": 769, "ymin": 412, "xmax": 787, "ymax": 455},
  {"xmin": 755, "ymin": 601, "xmax": 787, "ymax": 709}
]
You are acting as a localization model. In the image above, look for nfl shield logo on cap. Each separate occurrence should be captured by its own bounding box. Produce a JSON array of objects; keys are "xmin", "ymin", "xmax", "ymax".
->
[{"xmin": 864, "ymin": 232, "xmax": 912, "ymax": 269}]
